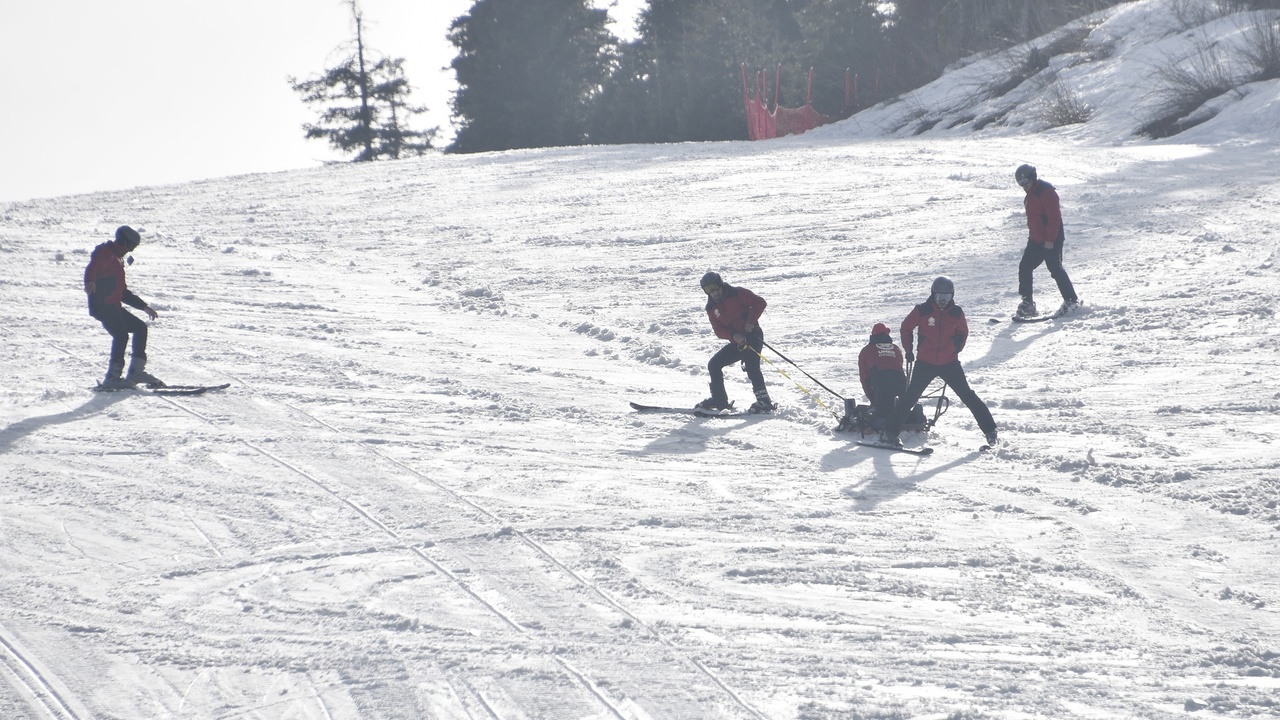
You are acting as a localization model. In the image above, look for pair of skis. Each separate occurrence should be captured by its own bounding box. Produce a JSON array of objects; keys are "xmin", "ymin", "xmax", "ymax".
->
[
  {"xmin": 1010, "ymin": 313, "xmax": 1062, "ymax": 324},
  {"xmin": 992, "ymin": 311, "xmax": 1065, "ymax": 325},
  {"xmin": 858, "ymin": 439, "xmax": 998, "ymax": 455},
  {"xmin": 94, "ymin": 382, "xmax": 231, "ymax": 397},
  {"xmin": 629, "ymin": 401, "xmax": 757, "ymax": 418},
  {"xmin": 1009, "ymin": 303, "xmax": 1082, "ymax": 324},
  {"xmin": 855, "ymin": 440, "xmax": 934, "ymax": 456}
]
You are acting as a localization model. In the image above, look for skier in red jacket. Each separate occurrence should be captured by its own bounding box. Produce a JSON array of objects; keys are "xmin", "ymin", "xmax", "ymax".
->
[
  {"xmin": 696, "ymin": 272, "xmax": 773, "ymax": 413},
  {"xmin": 1015, "ymin": 164, "xmax": 1079, "ymax": 319},
  {"xmin": 84, "ymin": 225, "xmax": 161, "ymax": 388},
  {"xmin": 880, "ymin": 277, "xmax": 996, "ymax": 447}
]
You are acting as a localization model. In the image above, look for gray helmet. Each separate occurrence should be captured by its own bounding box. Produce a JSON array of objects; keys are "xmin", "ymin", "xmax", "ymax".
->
[
  {"xmin": 115, "ymin": 225, "xmax": 141, "ymax": 251},
  {"xmin": 1015, "ymin": 164, "xmax": 1037, "ymax": 188},
  {"xmin": 931, "ymin": 276, "xmax": 955, "ymax": 296},
  {"xmin": 700, "ymin": 271, "xmax": 723, "ymax": 291}
]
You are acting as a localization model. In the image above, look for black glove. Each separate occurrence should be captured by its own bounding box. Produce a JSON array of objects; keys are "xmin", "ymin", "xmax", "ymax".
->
[{"xmin": 905, "ymin": 351, "xmax": 914, "ymax": 362}]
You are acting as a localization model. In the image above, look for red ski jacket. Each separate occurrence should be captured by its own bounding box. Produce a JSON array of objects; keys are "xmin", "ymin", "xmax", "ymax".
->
[
  {"xmin": 1024, "ymin": 180, "xmax": 1065, "ymax": 249},
  {"xmin": 84, "ymin": 241, "xmax": 145, "ymax": 314},
  {"xmin": 858, "ymin": 333, "xmax": 904, "ymax": 399},
  {"xmin": 706, "ymin": 285, "xmax": 766, "ymax": 341},
  {"xmin": 900, "ymin": 300, "xmax": 969, "ymax": 366}
]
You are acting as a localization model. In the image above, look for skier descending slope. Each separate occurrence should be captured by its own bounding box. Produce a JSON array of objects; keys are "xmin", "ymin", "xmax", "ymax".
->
[
  {"xmin": 84, "ymin": 225, "xmax": 162, "ymax": 388},
  {"xmin": 1014, "ymin": 163, "xmax": 1080, "ymax": 319},
  {"xmin": 696, "ymin": 272, "xmax": 774, "ymax": 414},
  {"xmin": 880, "ymin": 277, "xmax": 997, "ymax": 448}
]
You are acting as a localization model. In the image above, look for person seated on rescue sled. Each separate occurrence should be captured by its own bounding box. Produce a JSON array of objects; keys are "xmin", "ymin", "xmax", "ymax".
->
[
  {"xmin": 858, "ymin": 323, "xmax": 907, "ymax": 431},
  {"xmin": 835, "ymin": 323, "xmax": 927, "ymax": 434}
]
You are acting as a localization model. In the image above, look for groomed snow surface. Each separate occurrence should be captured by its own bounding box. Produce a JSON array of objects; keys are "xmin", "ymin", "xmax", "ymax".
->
[{"xmin": 2, "ymin": 2, "xmax": 1279, "ymax": 719}]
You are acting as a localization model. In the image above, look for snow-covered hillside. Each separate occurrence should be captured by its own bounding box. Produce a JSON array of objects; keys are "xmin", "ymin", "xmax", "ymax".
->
[
  {"xmin": 828, "ymin": 0, "xmax": 1280, "ymax": 143},
  {"xmin": 1, "ymin": 1, "xmax": 1278, "ymax": 718}
]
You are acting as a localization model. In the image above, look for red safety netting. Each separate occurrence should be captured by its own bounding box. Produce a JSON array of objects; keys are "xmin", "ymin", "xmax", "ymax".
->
[{"xmin": 742, "ymin": 65, "xmax": 845, "ymax": 141}]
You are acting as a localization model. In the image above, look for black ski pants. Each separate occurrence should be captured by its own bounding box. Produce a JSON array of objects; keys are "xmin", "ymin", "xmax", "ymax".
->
[
  {"xmin": 867, "ymin": 368, "xmax": 906, "ymax": 422},
  {"xmin": 93, "ymin": 304, "xmax": 148, "ymax": 367},
  {"xmin": 708, "ymin": 334, "xmax": 766, "ymax": 404},
  {"xmin": 1018, "ymin": 239, "xmax": 1077, "ymax": 303},
  {"xmin": 884, "ymin": 360, "xmax": 994, "ymax": 438}
]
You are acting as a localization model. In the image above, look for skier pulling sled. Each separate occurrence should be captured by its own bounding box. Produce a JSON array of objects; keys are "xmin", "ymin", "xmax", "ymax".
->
[
  {"xmin": 631, "ymin": 272, "xmax": 776, "ymax": 416},
  {"xmin": 694, "ymin": 272, "xmax": 775, "ymax": 414}
]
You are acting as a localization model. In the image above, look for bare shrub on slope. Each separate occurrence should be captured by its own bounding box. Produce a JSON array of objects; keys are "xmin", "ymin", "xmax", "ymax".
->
[
  {"xmin": 1235, "ymin": 10, "xmax": 1280, "ymax": 81},
  {"xmin": 1171, "ymin": 0, "xmax": 1234, "ymax": 30},
  {"xmin": 1137, "ymin": 36, "xmax": 1241, "ymax": 138},
  {"xmin": 984, "ymin": 44, "xmax": 1052, "ymax": 98},
  {"xmin": 1041, "ymin": 79, "xmax": 1094, "ymax": 126}
]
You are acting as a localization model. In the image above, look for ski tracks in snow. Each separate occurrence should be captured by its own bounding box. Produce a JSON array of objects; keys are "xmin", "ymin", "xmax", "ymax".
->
[{"xmin": 147, "ymin": 378, "xmax": 767, "ymax": 719}]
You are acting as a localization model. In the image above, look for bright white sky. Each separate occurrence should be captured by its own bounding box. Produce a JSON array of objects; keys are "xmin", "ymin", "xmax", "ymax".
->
[{"xmin": 0, "ymin": 0, "xmax": 643, "ymax": 203}]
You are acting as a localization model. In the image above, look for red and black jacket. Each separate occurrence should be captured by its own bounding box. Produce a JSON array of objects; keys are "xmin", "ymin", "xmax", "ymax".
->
[
  {"xmin": 1024, "ymin": 180, "xmax": 1065, "ymax": 249},
  {"xmin": 84, "ymin": 241, "xmax": 147, "ymax": 316},
  {"xmin": 901, "ymin": 299, "xmax": 969, "ymax": 366},
  {"xmin": 858, "ymin": 332, "xmax": 905, "ymax": 400},
  {"xmin": 706, "ymin": 285, "xmax": 766, "ymax": 341}
]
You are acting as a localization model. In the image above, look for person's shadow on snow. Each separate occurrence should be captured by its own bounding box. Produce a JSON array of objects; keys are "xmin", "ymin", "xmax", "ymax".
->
[
  {"xmin": 820, "ymin": 439, "xmax": 980, "ymax": 512},
  {"xmin": 966, "ymin": 318, "xmax": 1056, "ymax": 371},
  {"xmin": 0, "ymin": 393, "xmax": 128, "ymax": 456},
  {"xmin": 634, "ymin": 413, "xmax": 770, "ymax": 455}
]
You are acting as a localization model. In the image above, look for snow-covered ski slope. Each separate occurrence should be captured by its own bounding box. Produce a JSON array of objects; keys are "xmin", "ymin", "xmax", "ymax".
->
[{"xmin": 2, "ymin": 2, "xmax": 1278, "ymax": 718}]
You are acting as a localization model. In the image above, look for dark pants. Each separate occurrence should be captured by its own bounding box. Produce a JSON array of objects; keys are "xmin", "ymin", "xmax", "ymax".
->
[
  {"xmin": 867, "ymin": 368, "xmax": 906, "ymax": 423},
  {"xmin": 708, "ymin": 335, "xmax": 765, "ymax": 404},
  {"xmin": 884, "ymin": 360, "xmax": 994, "ymax": 437},
  {"xmin": 93, "ymin": 305, "xmax": 148, "ymax": 367},
  {"xmin": 1018, "ymin": 239, "xmax": 1077, "ymax": 302}
]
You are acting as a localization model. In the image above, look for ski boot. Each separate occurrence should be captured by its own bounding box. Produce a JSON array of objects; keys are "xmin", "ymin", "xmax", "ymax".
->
[
  {"xmin": 1016, "ymin": 297, "xmax": 1038, "ymax": 318},
  {"xmin": 877, "ymin": 431, "xmax": 902, "ymax": 447},
  {"xmin": 1055, "ymin": 299, "xmax": 1080, "ymax": 317},
  {"xmin": 124, "ymin": 356, "xmax": 164, "ymax": 388},
  {"xmin": 99, "ymin": 360, "xmax": 133, "ymax": 389},
  {"xmin": 695, "ymin": 397, "xmax": 731, "ymax": 412},
  {"xmin": 748, "ymin": 389, "xmax": 774, "ymax": 413}
]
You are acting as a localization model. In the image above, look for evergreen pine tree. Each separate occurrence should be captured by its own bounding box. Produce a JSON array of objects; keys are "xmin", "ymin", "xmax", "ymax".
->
[
  {"xmin": 290, "ymin": 1, "xmax": 436, "ymax": 162},
  {"xmin": 447, "ymin": 0, "xmax": 615, "ymax": 153},
  {"xmin": 368, "ymin": 58, "xmax": 437, "ymax": 159},
  {"xmin": 795, "ymin": 0, "xmax": 890, "ymax": 112},
  {"xmin": 630, "ymin": 0, "xmax": 804, "ymax": 143}
]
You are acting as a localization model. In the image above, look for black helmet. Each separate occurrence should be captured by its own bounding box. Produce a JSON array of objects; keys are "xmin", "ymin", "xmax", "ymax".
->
[
  {"xmin": 931, "ymin": 276, "xmax": 954, "ymax": 295},
  {"xmin": 700, "ymin": 271, "xmax": 723, "ymax": 291},
  {"xmin": 115, "ymin": 225, "xmax": 141, "ymax": 251},
  {"xmin": 1014, "ymin": 164, "xmax": 1037, "ymax": 188}
]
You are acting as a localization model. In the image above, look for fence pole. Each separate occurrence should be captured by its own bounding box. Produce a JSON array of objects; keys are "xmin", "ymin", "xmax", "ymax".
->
[{"xmin": 805, "ymin": 67, "xmax": 813, "ymax": 131}]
